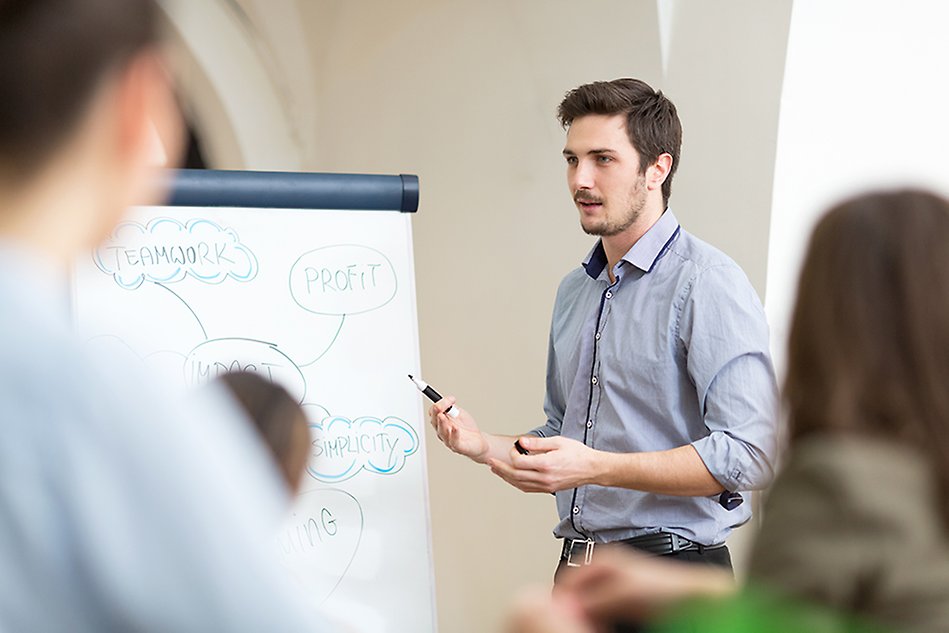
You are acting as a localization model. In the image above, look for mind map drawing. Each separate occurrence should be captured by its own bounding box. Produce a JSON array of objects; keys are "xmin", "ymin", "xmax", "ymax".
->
[
  {"xmin": 77, "ymin": 207, "xmax": 437, "ymax": 633},
  {"xmin": 307, "ymin": 416, "xmax": 420, "ymax": 483},
  {"xmin": 289, "ymin": 244, "xmax": 397, "ymax": 316},
  {"xmin": 276, "ymin": 488, "xmax": 364, "ymax": 604},
  {"xmin": 94, "ymin": 217, "xmax": 258, "ymax": 288},
  {"xmin": 88, "ymin": 216, "xmax": 421, "ymax": 484}
]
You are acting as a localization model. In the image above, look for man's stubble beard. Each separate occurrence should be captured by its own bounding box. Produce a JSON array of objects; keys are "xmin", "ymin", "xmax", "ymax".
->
[{"xmin": 581, "ymin": 178, "xmax": 648, "ymax": 237}]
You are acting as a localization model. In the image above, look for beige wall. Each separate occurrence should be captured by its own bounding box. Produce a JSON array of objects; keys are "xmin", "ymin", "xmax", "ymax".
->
[
  {"xmin": 664, "ymin": 1, "xmax": 792, "ymax": 298},
  {"xmin": 167, "ymin": 2, "xmax": 792, "ymax": 631}
]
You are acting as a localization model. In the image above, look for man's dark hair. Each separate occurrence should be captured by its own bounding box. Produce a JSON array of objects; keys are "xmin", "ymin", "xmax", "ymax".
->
[
  {"xmin": 557, "ymin": 78, "xmax": 682, "ymax": 207},
  {"xmin": 0, "ymin": 0, "xmax": 160, "ymax": 178}
]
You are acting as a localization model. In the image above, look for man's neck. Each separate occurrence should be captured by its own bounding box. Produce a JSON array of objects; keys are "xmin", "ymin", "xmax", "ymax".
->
[{"xmin": 601, "ymin": 203, "xmax": 665, "ymax": 282}]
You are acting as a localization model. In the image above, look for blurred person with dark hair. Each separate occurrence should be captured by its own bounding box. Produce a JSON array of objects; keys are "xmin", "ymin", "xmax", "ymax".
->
[
  {"xmin": 748, "ymin": 188, "xmax": 949, "ymax": 631},
  {"xmin": 219, "ymin": 371, "xmax": 311, "ymax": 495},
  {"xmin": 430, "ymin": 78, "xmax": 778, "ymax": 596},
  {"xmin": 507, "ymin": 189, "xmax": 949, "ymax": 633},
  {"xmin": 0, "ymin": 1, "xmax": 336, "ymax": 631}
]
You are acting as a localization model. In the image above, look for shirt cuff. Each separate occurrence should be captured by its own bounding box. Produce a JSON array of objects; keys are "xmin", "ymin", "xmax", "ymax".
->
[{"xmin": 691, "ymin": 433, "xmax": 748, "ymax": 492}]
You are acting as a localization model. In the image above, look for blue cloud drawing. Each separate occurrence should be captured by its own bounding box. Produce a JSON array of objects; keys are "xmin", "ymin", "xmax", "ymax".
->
[
  {"xmin": 307, "ymin": 415, "xmax": 420, "ymax": 483},
  {"xmin": 93, "ymin": 217, "xmax": 258, "ymax": 289}
]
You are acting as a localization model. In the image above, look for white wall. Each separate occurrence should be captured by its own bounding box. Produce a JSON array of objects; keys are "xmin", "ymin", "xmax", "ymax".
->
[{"xmin": 766, "ymin": 0, "xmax": 949, "ymax": 373}]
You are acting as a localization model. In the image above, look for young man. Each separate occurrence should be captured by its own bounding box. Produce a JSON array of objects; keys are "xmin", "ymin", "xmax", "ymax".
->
[
  {"xmin": 0, "ymin": 2, "xmax": 334, "ymax": 631},
  {"xmin": 431, "ymin": 79, "xmax": 778, "ymax": 572}
]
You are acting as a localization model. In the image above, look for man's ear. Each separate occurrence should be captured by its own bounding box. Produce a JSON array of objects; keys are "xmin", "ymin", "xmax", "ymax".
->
[
  {"xmin": 112, "ymin": 50, "xmax": 183, "ymax": 208},
  {"xmin": 645, "ymin": 153, "xmax": 673, "ymax": 193}
]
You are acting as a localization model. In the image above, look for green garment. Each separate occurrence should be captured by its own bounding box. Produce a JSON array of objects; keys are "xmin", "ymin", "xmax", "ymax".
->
[{"xmin": 653, "ymin": 590, "xmax": 889, "ymax": 633}]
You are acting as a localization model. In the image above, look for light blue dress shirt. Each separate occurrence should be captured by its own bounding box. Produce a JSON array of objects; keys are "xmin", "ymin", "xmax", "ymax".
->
[
  {"xmin": 0, "ymin": 244, "xmax": 334, "ymax": 632},
  {"xmin": 532, "ymin": 211, "xmax": 779, "ymax": 546}
]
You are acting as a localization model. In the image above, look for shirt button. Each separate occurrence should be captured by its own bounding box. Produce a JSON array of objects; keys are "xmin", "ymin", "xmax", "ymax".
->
[
  {"xmin": 572, "ymin": 506, "xmax": 580, "ymax": 515},
  {"xmin": 605, "ymin": 291, "xmax": 613, "ymax": 299},
  {"xmin": 586, "ymin": 420, "xmax": 593, "ymax": 428},
  {"xmin": 595, "ymin": 332, "xmax": 601, "ymax": 340},
  {"xmin": 591, "ymin": 376, "xmax": 598, "ymax": 385}
]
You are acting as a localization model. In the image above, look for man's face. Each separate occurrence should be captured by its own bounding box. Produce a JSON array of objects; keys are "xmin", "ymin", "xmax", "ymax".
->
[{"xmin": 563, "ymin": 114, "xmax": 647, "ymax": 237}]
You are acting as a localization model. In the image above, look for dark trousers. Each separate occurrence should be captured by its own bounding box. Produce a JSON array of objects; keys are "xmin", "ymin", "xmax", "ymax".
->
[{"xmin": 554, "ymin": 541, "xmax": 733, "ymax": 632}]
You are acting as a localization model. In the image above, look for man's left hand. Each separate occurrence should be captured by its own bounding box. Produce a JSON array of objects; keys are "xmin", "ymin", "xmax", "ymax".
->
[{"xmin": 488, "ymin": 436, "xmax": 601, "ymax": 493}]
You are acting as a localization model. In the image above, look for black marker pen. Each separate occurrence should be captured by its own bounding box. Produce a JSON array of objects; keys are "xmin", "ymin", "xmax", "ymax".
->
[{"xmin": 408, "ymin": 374, "xmax": 460, "ymax": 419}]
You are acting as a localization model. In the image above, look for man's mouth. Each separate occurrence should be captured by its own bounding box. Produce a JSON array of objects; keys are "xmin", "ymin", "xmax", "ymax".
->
[{"xmin": 575, "ymin": 198, "xmax": 604, "ymax": 212}]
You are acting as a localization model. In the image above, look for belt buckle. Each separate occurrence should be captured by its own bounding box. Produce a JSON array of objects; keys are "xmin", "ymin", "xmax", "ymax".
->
[
  {"xmin": 565, "ymin": 538, "xmax": 595, "ymax": 567},
  {"xmin": 668, "ymin": 533, "xmax": 698, "ymax": 553}
]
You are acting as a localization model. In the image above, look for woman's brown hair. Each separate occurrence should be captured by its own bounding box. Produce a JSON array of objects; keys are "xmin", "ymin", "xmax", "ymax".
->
[
  {"xmin": 219, "ymin": 371, "xmax": 310, "ymax": 493},
  {"xmin": 785, "ymin": 189, "xmax": 949, "ymax": 525}
]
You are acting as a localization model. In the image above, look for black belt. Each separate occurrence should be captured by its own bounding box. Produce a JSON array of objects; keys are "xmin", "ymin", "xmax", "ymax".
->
[{"xmin": 560, "ymin": 533, "xmax": 725, "ymax": 567}]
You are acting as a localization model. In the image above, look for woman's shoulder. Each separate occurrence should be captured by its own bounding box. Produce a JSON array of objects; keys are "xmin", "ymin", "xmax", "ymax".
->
[
  {"xmin": 765, "ymin": 431, "xmax": 939, "ymax": 545},
  {"xmin": 782, "ymin": 432, "xmax": 930, "ymax": 492},
  {"xmin": 751, "ymin": 433, "xmax": 949, "ymax": 633}
]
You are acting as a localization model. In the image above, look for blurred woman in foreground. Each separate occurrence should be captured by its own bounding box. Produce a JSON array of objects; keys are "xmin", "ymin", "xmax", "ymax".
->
[{"xmin": 507, "ymin": 189, "xmax": 949, "ymax": 633}]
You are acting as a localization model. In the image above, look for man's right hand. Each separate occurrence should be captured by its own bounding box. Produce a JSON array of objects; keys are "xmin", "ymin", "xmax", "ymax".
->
[{"xmin": 429, "ymin": 396, "xmax": 490, "ymax": 463}]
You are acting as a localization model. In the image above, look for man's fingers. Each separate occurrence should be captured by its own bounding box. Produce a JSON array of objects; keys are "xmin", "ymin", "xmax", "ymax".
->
[
  {"xmin": 432, "ymin": 396, "xmax": 456, "ymax": 414},
  {"xmin": 489, "ymin": 461, "xmax": 535, "ymax": 490},
  {"xmin": 428, "ymin": 405, "xmax": 446, "ymax": 430},
  {"xmin": 516, "ymin": 435, "xmax": 560, "ymax": 454},
  {"xmin": 434, "ymin": 418, "xmax": 453, "ymax": 445},
  {"xmin": 510, "ymin": 451, "xmax": 548, "ymax": 471},
  {"xmin": 494, "ymin": 471, "xmax": 549, "ymax": 493},
  {"xmin": 508, "ymin": 435, "xmax": 560, "ymax": 468},
  {"xmin": 489, "ymin": 459, "xmax": 552, "ymax": 492}
]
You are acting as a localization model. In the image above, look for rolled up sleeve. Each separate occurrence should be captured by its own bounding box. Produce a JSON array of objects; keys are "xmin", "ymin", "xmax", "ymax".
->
[{"xmin": 679, "ymin": 264, "xmax": 779, "ymax": 492}]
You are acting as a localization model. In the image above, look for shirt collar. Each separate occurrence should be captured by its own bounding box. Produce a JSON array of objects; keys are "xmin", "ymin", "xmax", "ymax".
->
[{"xmin": 581, "ymin": 209, "xmax": 681, "ymax": 279}]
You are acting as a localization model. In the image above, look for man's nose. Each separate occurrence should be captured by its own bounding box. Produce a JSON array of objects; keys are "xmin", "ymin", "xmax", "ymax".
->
[{"xmin": 572, "ymin": 160, "xmax": 595, "ymax": 190}]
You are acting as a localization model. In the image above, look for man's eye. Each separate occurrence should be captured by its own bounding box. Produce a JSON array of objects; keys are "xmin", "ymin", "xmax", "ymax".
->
[
  {"xmin": 565, "ymin": 156, "xmax": 578, "ymax": 165},
  {"xmin": 597, "ymin": 155, "xmax": 612, "ymax": 164}
]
